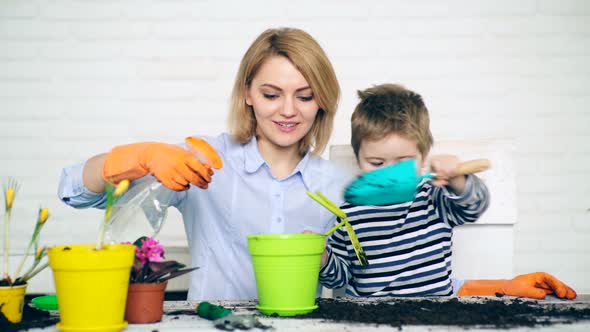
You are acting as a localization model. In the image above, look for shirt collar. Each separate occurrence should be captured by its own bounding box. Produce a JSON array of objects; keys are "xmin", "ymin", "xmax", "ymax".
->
[
  {"xmin": 295, "ymin": 152, "xmax": 313, "ymax": 189},
  {"xmin": 244, "ymin": 136, "xmax": 266, "ymax": 173},
  {"xmin": 243, "ymin": 136, "xmax": 314, "ymax": 188}
]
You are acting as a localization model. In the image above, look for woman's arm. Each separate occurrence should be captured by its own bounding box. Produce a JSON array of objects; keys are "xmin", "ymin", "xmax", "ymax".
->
[
  {"xmin": 83, "ymin": 153, "xmax": 108, "ymax": 193},
  {"xmin": 59, "ymin": 139, "xmax": 219, "ymax": 209}
]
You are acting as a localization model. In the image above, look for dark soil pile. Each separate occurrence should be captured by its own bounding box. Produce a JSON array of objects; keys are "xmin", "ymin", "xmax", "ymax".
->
[
  {"xmin": 301, "ymin": 298, "xmax": 590, "ymax": 328},
  {"xmin": 0, "ymin": 280, "xmax": 26, "ymax": 287},
  {"xmin": 0, "ymin": 302, "xmax": 59, "ymax": 332},
  {"xmin": 164, "ymin": 290, "xmax": 189, "ymax": 301},
  {"xmin": 0, "ymin": 291, "xmax": 186, "ymax": 332}
]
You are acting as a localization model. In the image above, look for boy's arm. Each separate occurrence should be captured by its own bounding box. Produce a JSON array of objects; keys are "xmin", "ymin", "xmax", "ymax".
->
[
  {"xmin": 319, "ymin": 226, "xmax": 352, "ymax": 289},
  {"xmin": 433, "ymin": 174, "xmax": 490, "ymax": 227}
]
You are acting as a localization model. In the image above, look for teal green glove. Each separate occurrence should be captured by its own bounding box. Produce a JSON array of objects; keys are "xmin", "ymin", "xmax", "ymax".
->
[{"xmin": 344, "ymin": 159, "xmax": 432, "ymax": 206}]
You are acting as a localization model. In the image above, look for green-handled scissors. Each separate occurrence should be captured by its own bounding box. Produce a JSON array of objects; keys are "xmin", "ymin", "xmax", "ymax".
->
[{"xmin": 306, "ymin": 191, "xmax": 369, "ymax": 266}]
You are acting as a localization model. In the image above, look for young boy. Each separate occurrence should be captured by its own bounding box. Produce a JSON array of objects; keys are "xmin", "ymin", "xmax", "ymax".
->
[{"xmin": 319, "ymin": 84, "xmax": 576, "ymax": 299}]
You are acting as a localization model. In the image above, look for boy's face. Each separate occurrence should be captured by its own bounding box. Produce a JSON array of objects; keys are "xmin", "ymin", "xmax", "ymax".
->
[{"xmin": 357, "ymin": 133, "xmax": 424, "ymax": 173}]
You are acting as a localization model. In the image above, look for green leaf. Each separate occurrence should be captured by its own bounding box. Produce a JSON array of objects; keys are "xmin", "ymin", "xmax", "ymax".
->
[
  {"xmin": 132, "ymin": 236, "xmax": 148, "ymax": 247},
  {"xmin": 156, "ymin": 267, "xmax": 199, "ymax": 283}
]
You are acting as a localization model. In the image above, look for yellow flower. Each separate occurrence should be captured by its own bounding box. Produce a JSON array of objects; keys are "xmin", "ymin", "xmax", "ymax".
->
[
  {"xmin": 3, "ymin": 178, "xmax": 19, "ymax": 210},
  {"xmin": 5, "ymin": 188, "xmax": 14, "ymax": 209},
  {"xmin": 39, "ymin": 208, "xmax": 49, "ymax": 225},
  {"xmin": 113, "ymin": 179, "xmax": 130, "ymax": 198},
  {"xmin": 35, "ymin": 247, "xmax": 46, "ymax": 259}
]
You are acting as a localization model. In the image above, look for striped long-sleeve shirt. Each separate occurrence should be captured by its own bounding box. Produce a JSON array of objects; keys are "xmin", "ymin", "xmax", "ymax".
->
[{"xmin": 319, "ymin": 175, "xmax": 490, "ymax": 297}]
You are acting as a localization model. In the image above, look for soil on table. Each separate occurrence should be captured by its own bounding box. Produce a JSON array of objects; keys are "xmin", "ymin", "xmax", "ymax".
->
[
  {"xmin": 0, "ymin": 300, "xmax": 59, "ymax": 332},
  {"xmin": 300, "ymin": 297, "xmax": 590, "ymax": 328},
  {"xmin": 0, "ymin": 291, "xmax": 187, "ymax": 332}
]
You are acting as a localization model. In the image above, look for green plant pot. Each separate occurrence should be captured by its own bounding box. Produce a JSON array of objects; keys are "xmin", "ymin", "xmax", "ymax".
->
[{"xmin": 247, "ymin": 233, "xmax": 325, "ymax": 316}]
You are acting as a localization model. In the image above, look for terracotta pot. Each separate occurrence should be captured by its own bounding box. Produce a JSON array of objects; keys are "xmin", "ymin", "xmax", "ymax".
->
[{"xmin": 124, "ymin": 281, "xmax": 167, "ymax": 324}]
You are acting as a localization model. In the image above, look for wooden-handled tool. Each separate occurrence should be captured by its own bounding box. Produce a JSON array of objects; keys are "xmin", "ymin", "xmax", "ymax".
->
[{"xmin": 432, "ymin": 159, "xmax": 491, "ymax": 178}]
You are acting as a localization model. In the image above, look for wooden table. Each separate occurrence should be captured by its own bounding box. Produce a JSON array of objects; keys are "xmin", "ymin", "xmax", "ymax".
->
[{"xmin": 23, "ymin": 296, "xmax": 590, "ymax": 332}]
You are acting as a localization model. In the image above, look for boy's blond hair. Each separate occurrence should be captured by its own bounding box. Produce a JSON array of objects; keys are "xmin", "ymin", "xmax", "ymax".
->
[
  {"xmin": 228, "ymin": 27, "xmax": 340, "ymax": 156},
  {"xmin": 351, "ymin": 84, "xmax": 433, "ymax": 159}
]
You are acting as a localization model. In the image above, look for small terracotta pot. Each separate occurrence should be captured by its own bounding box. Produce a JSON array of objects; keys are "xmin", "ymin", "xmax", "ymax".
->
[{"xmin": 124, "ymin": 281, "xmax": 167, "ymax": 324}]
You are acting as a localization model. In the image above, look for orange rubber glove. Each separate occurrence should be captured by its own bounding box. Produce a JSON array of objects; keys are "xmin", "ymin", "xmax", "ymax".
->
[
  {"xmin": 103, "ymin": 139, "xmax": 221, "ymax": 191},
  {"xmin": 458, "ymin": 272, "xmax": 577, "ymax": 300}
]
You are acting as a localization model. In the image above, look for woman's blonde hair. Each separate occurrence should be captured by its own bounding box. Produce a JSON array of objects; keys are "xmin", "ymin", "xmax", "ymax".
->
[
  {"xmin": 351, "ymin": 84, "xmax": 433, "ymax": 159},
  {"xmin": 228, "ymin": 27, "xmax": 340, "ymax": 156}
]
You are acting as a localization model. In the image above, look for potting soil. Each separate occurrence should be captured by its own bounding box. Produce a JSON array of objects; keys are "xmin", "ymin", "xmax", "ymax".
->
[
  {"xmin": 0, "ymin": 302, "xmax": 59, "ymax": 332},
  {"xmin": 300, "ymin": 297, "xmax": 590, "ymax": 328}
]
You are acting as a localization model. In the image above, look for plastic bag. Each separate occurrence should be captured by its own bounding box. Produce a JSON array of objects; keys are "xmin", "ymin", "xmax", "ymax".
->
[{"xmin": 105, "ymin": 178, "xmax": 172, "ymax": 243}]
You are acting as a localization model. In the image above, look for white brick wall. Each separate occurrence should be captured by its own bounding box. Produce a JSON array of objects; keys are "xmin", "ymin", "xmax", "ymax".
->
[{"xmin": 1, "ymin": 0, "xmax": 589, "ymax": 294}]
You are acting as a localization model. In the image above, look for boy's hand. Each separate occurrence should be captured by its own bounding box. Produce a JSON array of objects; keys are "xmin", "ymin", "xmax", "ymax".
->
[
  {"xmin": 458, "ymin": 272, "xmax": 577, "ymax": 299},
  {"xmin": 430, "ymin": 154, "xmax": 466, "ymax": 193},
  {"xmin": 303, "ymin": 230, "xmax": 329, "ymax": 267}
]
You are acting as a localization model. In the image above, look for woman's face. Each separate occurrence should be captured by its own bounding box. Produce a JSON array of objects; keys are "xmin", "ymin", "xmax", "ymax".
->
[
  {"xmin": 246, "ymin": 56, "xmax": 319, "ymax": 154},
  {"xmin": 357, "ymin": 133, "xmax": 424, "ymax": 173}
]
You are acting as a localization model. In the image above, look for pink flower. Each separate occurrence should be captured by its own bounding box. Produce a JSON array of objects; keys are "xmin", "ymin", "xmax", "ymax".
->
[
  {"xmin": 128, "ymin": 236, "xmax": 196, "ymax": 284},
  {"xmin": 138, "ymin": 237, "xmax": 165, "ymax": 263},
  {"xmin": 135, "ymin": 246, "xmax": 148, "ymax": 264},
  {"xmin": 147, "ymin": 247, "xmax": 164, "ymax": 262}
]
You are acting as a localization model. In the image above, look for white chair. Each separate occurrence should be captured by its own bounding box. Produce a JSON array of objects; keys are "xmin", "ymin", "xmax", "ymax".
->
[{"xmin": 322, "ymin": 140, "xmax": 516, "ymax": 298}]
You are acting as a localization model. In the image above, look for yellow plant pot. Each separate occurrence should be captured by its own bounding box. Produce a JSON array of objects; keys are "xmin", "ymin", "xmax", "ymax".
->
[
  {"xmin": 0, "ymin": 283, "xmax": 27, "ymax": 323},
  {"xmin": 48, "ymin": 244, "xmax": 135, "ymax": 332}
]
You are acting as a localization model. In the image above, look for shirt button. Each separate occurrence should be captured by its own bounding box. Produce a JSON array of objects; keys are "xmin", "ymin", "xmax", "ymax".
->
[{"xmin": 277, "ymin": 218, "xmax": 282, "ymax": 223}]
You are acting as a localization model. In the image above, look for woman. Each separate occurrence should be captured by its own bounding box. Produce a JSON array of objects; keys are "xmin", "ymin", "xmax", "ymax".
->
[{"xmin": 58, "ymin": 28, "xmax": 352, "ymax": 300}]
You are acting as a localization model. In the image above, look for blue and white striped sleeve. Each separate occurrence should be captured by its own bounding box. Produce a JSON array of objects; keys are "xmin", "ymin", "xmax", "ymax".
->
[
  {"xmin": 434, "ymin": 174, "xmax": 490, "ymax": 227},
  {"xmin": 318, "ymin": 226, "xmax": 352, "ymax": 289}
]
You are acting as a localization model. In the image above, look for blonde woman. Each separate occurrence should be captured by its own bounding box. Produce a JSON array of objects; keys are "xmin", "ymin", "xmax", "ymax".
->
[{"xmin": 58, "ymin": 28, "xmax": 351, "ymax": 300}]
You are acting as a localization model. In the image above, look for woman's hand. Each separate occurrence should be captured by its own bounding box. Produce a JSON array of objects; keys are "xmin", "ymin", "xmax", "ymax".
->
[{"xmin": 103, "ymin": 142, "xmax": 217, "ymax": 191}]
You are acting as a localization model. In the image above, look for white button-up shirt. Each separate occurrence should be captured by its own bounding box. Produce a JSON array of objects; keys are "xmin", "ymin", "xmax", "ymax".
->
[{"xmin": 58, "ymin": 133, "xmax": 353, "ymax": 300}]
